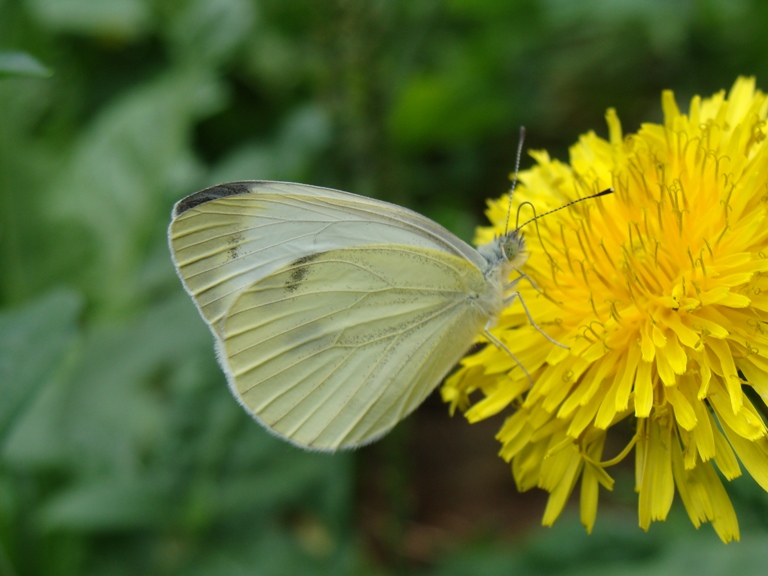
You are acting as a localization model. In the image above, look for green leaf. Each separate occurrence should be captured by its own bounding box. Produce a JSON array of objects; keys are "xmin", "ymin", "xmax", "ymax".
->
[
  {"xmin": 209, "ymin": 104, "xmax": 332, "ymax": 183},
  {"xmin": 2, "ymin": 293, "xmax": 211, "ymax": 470},
  {"xmin": 26, "ymin": 0, "xmax": 150, "ymax": 38},
  {"xmin": 45, "ymin": 71, "xmax": 224, "ymax": 311},
  {"xmin": 166, "ymin": 0, "xmax": 257, "ymax": 66},
  {"xmin": 0, "ymin": 52, "xmax": 51, "ymax": 78},
  {"xmin": 40, "ymin": 475, "xmax": 176, "ymax": 531},
  {"xmin": 0, "ymin": 290, "xmax": 81, "ymax": 443}
]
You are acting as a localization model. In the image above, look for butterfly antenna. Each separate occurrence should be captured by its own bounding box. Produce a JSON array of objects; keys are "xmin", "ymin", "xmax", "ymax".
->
[
  {"xmin": 516, "ymin": 188, "xmax": 614, "ymax": 231},
  {"xmin": 504, "ymin": 126, "xmax": 526, "ymax": 235}
]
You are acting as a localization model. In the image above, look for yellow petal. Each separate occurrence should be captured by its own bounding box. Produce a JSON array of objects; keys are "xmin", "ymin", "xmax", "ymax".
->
[
  {"xmin": 634, "ymin": 360, "xmax": 654, "ymax": 417},
  {"xmin": 719, "ymin": 424, "xmax": 768, "ymax": 491},
  {"xmin": 638, "ymin": 418, "xmax": 675, "ymax": 529},
  {"xmin": 707, "ymin": 339, "xmax": 742, "ymax": 413},
  {"xmin": 671, "ymin": 435, "xmax": 740, "ymax": 543},
  {"xmin": 615, "ymin": 342, "xmax": 641, "ymax": 411},
  {"xmin": 541, "ymin": 443, "xmax": 582, "ymax": 526},
  {"xmin": 665, "ymin": 385, "xmax": 697, "ymax": 431}
]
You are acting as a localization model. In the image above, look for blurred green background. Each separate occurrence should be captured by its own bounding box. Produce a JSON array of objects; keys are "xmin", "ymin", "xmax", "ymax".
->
[{"xmin": 3, "ymin": 0, "xmax": 768, "ymax": 574}]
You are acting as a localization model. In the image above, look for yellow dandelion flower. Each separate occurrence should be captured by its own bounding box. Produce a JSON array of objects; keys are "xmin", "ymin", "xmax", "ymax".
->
[{"xmin": 443, "ymin": 76, "xmax": 768, "ymax": 543}]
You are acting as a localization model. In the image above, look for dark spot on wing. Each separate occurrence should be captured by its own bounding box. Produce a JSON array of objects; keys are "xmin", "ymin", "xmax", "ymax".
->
[
  {"xmin": 173, "ymin": 182, "xmax": 255, "ymax": 216},
  {"xmin": 227, "ymin": 232, "xmax": 244, "ymax": 261},
  {"xmin": 285, "ymin": 253, "xmax": 322, "ymax": 292}
]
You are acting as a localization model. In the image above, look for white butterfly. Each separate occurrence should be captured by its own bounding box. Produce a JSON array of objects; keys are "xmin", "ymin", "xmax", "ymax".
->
[{"xmin": 168, "ymin": 180, "xmax": 538, "ymax": 451}]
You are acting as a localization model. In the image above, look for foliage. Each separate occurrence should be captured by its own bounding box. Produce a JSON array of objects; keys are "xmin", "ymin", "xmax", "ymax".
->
[{"xmin": 3, "ymin": 0, "xmax": 768, "ymax": 574}]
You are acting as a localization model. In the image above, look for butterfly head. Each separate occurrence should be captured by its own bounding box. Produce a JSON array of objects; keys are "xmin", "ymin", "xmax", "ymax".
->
[
  {"xmin": 498, "ymin": 230, "xmax": 528, "ymax": 270},
  {"xmin": 477, "ymin": 230, "xmax": 528, "ymax": 277},
  {"xmin": 500, "ymin": 230, "xmax": 527, "ymax": 268}
]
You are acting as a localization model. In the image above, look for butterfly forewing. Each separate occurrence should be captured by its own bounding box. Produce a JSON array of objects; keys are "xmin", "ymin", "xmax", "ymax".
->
[
  {"xmin": 169, "ymin": 181, "xmax": 486, "ymax": 338},
  {"xmin": 221, "ymin": 244, "xmax": 492, "ymax": 450}
]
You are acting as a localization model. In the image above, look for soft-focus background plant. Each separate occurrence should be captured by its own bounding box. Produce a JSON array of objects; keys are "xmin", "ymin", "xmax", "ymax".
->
[{"xmin": 3, "ymin": 1, "xmax": 768, "ymax": 574}]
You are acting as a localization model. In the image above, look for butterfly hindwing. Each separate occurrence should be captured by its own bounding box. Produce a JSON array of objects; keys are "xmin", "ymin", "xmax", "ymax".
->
[{"xmin": 220, "ymin": 244, "xmax": 492, "ymax": 450}]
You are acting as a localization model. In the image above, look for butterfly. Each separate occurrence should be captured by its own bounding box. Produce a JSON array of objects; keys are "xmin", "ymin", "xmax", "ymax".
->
[{"xmin": 168, "ymin": 180, "xmax": 610, "ymax": 451}]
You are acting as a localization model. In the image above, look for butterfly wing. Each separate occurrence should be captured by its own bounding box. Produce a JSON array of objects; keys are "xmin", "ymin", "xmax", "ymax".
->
[
  {"xmin": 220, "ymin": 244, "xmax": 493, "ymax": 450},
  {"xmin": 168, "ymin": 181, "xmax": 486, "ymax": 338}
]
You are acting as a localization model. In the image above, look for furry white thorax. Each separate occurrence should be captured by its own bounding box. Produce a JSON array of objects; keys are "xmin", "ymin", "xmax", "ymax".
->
[
  {"xmin": 473, "ymin": 231, "xmax": 527, "ymax": 320},
  {"xmin": 477, "ymin": 231, "xmax": 527, "ymax": 276}
]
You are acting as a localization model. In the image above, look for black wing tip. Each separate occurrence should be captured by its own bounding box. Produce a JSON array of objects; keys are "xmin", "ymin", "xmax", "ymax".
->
[{"xmin": 173, "ymin": 182, "xmax": 260, "ymax": 216}]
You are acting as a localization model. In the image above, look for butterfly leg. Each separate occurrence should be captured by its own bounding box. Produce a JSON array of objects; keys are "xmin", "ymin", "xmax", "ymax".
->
[
  {"xmin": 505, "ymin": 269, "xmax": 541, "ymax": 294},
  {"xmin": 504, "ymin": 290, "xmax": 568, "ymax": 349},
  {"xmin": 482, "ymin": 326, "xmax": 533, "ymax": 385}
]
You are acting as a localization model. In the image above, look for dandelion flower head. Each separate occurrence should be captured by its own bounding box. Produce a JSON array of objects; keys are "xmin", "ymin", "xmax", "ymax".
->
[{"xmin": 443, "ymin": 77, "xmax": 768, "ymax": 542}]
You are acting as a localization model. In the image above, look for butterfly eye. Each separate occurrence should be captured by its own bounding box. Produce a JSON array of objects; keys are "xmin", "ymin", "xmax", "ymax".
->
[{"xmin": 501, "ymin": 233, "xmax": 523, "ymax": 261}]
